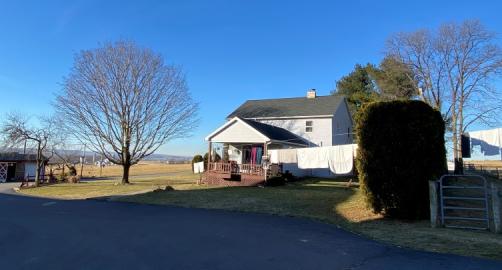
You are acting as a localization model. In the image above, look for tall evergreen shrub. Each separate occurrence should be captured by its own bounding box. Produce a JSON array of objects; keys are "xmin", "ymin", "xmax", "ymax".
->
[{"xmin": 356, "ymin": 100, "xmax": 447, "ymax": 219}]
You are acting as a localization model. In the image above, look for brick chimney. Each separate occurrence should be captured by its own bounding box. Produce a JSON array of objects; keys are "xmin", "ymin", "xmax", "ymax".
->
[{"xmin": 307, "ymin": 89, "xmax": 316, "ymax": 99}]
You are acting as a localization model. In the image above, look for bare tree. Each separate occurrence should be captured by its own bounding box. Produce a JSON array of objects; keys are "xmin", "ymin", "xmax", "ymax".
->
[
  {"xmin": 55, "ymin": 41, "xmax": 198, "ymax": 184},
  {"xmin": 1, "ymin": 113, "xmax": 59, "ymax": 186},
  {"xmin": 387, "ymin": 20, "xmax": 502, "ymax": 173},
  {"xmin": 387, "ymin": 29, "xmax": 446, "ymax": 109}
]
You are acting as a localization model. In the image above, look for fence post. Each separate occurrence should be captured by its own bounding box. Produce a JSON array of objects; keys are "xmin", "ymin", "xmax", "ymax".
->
[
  {"xmin": 429, "ymin": 180, "xmax": 440, "ymax": 228},
  {"xmin": 492, "ymin": 183, "xmax": 501, "ymax": 233}
]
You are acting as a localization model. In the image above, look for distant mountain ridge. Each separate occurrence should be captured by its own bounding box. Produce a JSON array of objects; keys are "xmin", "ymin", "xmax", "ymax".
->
[
  {"xmin": 1, "ymin": 148, "xmax": 191, "ymax": 163},
  {"xmin": 143, "ymin": 154, "xmax": 191, "ymax": 162}
]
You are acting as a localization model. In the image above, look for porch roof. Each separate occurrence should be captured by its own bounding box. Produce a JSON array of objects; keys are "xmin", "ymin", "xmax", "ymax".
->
[{"xmin": 205, "ymin": 117, "xmax": 308, "ymax": 146}]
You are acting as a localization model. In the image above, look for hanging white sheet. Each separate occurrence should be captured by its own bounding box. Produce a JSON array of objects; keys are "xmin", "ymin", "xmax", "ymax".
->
[
  {"xmin": 297, "ymin": 147, "xmax": 330, "ymax": 169},
  {"xmin": 193, "ymin": 161, "xmax": 205, "ymax": 174},
  {"xmin": 269, "ymin": 150, "xmax": 279, "ymax": 164},
  {"xmin": 269, "ymin": 149, "xmax": 298, "ymax": 164},
  {"xmin": 270, "ymin": 144, "xmax": 358, "ymax": 175},
  {"xmin": 469, "ymin": 128, "xmax": 502, "ymax": 156},
  {"xmin": 327, "ymin": 144, "xmax": 357, "ymax": 174}
]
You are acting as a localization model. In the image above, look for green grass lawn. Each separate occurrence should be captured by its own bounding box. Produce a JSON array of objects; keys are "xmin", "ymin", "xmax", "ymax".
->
[{"xmin": 118, "ymin": 178, "xmax": 502, "ymax": 260}]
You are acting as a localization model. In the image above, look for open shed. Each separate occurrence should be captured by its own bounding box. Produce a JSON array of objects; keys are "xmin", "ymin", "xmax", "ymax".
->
[{"xmin": 0, "ymin": 153, "xmax": 47, "ymax": 182}]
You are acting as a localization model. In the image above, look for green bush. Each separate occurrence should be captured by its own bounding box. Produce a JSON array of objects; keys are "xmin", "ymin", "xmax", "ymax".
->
[
  {"xmin": 58, "ymin": 172, "xmax": 68, "ymax": 182},
  {"xmin": 356, "ymin": 100, "xmax": 447, "ymax": 219},
  {"xmin": 203, "ymin": 152, "xmax": 221, "ymax": 169}
]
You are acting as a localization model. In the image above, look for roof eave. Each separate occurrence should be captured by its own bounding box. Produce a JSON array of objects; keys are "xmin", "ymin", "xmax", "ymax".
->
[
  {"xmin": 269, "ymin": 140, "xmax": 308, "ymax": 147},
  {"xmin": 205, "ymin": 117, "xmax": 271, "ymax": 142}
]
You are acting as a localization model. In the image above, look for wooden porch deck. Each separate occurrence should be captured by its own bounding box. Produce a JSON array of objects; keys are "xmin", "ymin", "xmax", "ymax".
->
[{"xmin": 202, "ymin": 162, "xmax": 267, "ymax": 186}]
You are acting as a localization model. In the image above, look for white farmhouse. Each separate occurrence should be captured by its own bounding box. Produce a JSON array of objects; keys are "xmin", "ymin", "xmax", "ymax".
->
[{"xmin": 204, "ymin": 89, "xmax": 353, "ymax": 185}]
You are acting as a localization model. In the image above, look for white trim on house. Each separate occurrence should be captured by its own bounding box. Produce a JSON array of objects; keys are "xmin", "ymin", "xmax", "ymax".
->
[
  {"xmin": 269, "ymin": 140, "xmax": 307, "ymax": 147},
  {"xmin": 232, "ymin": 115, "xmax": 334, "ymax": 121},
  {"xmin": 205, "ymin": 117, "xmax": 270, "ymax": 142}
]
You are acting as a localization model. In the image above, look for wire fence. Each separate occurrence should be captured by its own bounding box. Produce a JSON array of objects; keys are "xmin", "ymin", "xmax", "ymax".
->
[{"xmin": 464, "ymin": 163, "xmax": 502, "ymax": 180}]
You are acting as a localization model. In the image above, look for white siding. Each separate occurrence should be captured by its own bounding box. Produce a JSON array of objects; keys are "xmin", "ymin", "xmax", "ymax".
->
[
  {"xmin": 332, "ymin": 101, "xmax": 353, "ymax": 145},
  {"xmin": 211, "ymin": 120, "xmax": 267, "ymax": 143},
  {"xmin": 257, "ymin": 118, "xmax": 333, "ymax": 146}
]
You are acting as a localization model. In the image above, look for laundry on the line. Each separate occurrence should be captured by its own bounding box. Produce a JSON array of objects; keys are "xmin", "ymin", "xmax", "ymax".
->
[
  {"xmin": 193, "ymin": 161, "xmax": 205, "ymax": 174},
  {"xmin": 468, "ymin": 128, "xmax": 502, "ymax": 157},
  {"xmin": 269, "ymin": 144, "xmax": 358, "ymax": 175}
]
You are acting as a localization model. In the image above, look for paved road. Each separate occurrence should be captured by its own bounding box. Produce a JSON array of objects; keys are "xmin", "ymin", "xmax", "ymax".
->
[{"xmin": 0, "ymin": 184, "xmax": 501, "ymax": 270}]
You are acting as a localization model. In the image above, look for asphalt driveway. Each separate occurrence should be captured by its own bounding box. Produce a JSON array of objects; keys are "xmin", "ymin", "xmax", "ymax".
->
[{"xmin": 0, "ymin": 184, "xmax": 501, "ymax": 270}]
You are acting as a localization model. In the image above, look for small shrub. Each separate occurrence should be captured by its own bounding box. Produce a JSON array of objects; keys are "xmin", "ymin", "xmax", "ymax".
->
[
  {"xmin": 282, "ymin": 170, "xmax": 295, "ymax": 182},
  {"xmin": 163, "ymin": 185, "xmax": 174, "ymax": 191},
  {"xmin": 265, "ymin": 176, "xmax": 286, "ymax": 187},
  {"xmin": 67, "ymin": 175, "xmax": 80, "ymax": 184},
  {"xmin": 58, "ymin": 173, "xmax": 68, "ymax": 182},
  {"xmin": 152, "ymin": 186, "xmax": 174, "ymax": 192},
  {"xmin": 356, "ymin": 100, "xmax": 446, "ymax": 219},
  {"xmin": 68, "ymin": 165, "xmax": 77, "ymax": 176}
]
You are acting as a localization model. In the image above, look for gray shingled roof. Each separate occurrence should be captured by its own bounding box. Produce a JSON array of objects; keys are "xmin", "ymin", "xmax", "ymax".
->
[
  {"xmin": 240, "ymin": 118, "xmax": 308, "ymax": 146},
  {"xmin": 0, "ymin": 152, "xmax": 45, "ymax": 162},
  {"xmin": 227, "ymin": 95, "xmax": 344, "ymax": 119}
]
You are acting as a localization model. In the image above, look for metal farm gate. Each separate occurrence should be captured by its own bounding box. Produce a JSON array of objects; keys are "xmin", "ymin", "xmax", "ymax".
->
[{"xmin": 439, "ymin": 175, "xmax": 490, "ymax": 230}]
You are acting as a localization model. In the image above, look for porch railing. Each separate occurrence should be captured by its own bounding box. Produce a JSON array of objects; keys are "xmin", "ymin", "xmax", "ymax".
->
[{"xmin": 208, "ymin": 162, "xmax": 264, "ymax": 176}]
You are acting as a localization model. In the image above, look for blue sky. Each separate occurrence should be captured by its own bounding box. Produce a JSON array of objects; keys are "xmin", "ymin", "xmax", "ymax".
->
[{"xmin": 0, "ymin": 0, "xmax": 501, "ymax": 156}]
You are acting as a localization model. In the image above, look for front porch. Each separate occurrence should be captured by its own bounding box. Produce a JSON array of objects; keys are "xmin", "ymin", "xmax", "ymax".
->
[
  {"xmin": 203, "ymin": 117, "xmax": 307, "ymax": 186},
  {"xmin": 203, "ymin": 162, "xmax": 268, "ymax": 186}
]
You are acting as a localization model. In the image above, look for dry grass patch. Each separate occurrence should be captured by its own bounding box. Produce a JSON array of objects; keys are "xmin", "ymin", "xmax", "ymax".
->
[
  {"xmin": 52, "ymin": 162, "xmax": 191, "ymax": 178},
  {"xmin": 20, "ymin": 169, "xmax": 199, "ymax": 199}
]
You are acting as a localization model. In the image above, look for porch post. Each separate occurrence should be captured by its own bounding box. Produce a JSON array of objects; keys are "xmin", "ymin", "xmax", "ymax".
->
[
  {"xmin": 264, "ymin": 142, "xmax": 268, "ymax": 180},
  {"xmin": 208, "ymin": 141, "xmax": 212, "ymax": 164}
]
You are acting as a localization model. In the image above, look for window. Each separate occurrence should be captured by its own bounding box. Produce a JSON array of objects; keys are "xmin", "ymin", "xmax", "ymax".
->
[{"xmin": 305, "ymin": 121, "xmax": 313, "ymax": 132}]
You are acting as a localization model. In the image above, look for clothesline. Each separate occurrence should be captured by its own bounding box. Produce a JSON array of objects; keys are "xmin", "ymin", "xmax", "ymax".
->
[
  {"xmin": 269, "ymin": 144, "xmax": 358, "ymax": 175},
  {"xmin": 467, "ymin": 128, "xmax": 502, "ymax": 159}
]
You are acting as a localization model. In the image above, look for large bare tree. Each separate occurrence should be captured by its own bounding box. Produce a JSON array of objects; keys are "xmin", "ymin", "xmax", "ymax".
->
[
  {"xmin": 1, "ymin": 113, "xmax": 59, "ymax": 186},
  {"xmin": 55, "ymin": 41, "xmax": 198, "ymax": 184},
  {"xmin": 387, "ymin": 20, "xmax": 502, "ymax": 174}
]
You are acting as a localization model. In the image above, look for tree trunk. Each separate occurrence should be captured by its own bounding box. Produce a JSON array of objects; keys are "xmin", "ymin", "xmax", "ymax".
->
[
  {"xmin": 34, "ymin": 163, "xmax": 41, "ymax": 187},
  {"xmin": 34, "ymin": 143, "xmax": 42, "ymax": 187},
  {"xmin": 450, "ymin": 87, "xmax": 464, "ymax": 175},
  {"xmin": 454, "ymin": 158, "xmax": 464, "ymax": 175},
  {"xmin": 452, "ymin": 131, "xmax": 464, "ymax": 174},
  {"xmin": 455, "ymin": 100, "xmax": 465, "ymax": 175},
  {"xmin": 122, "ymin": 162, "xmax": 130, "ymax": 184}
]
